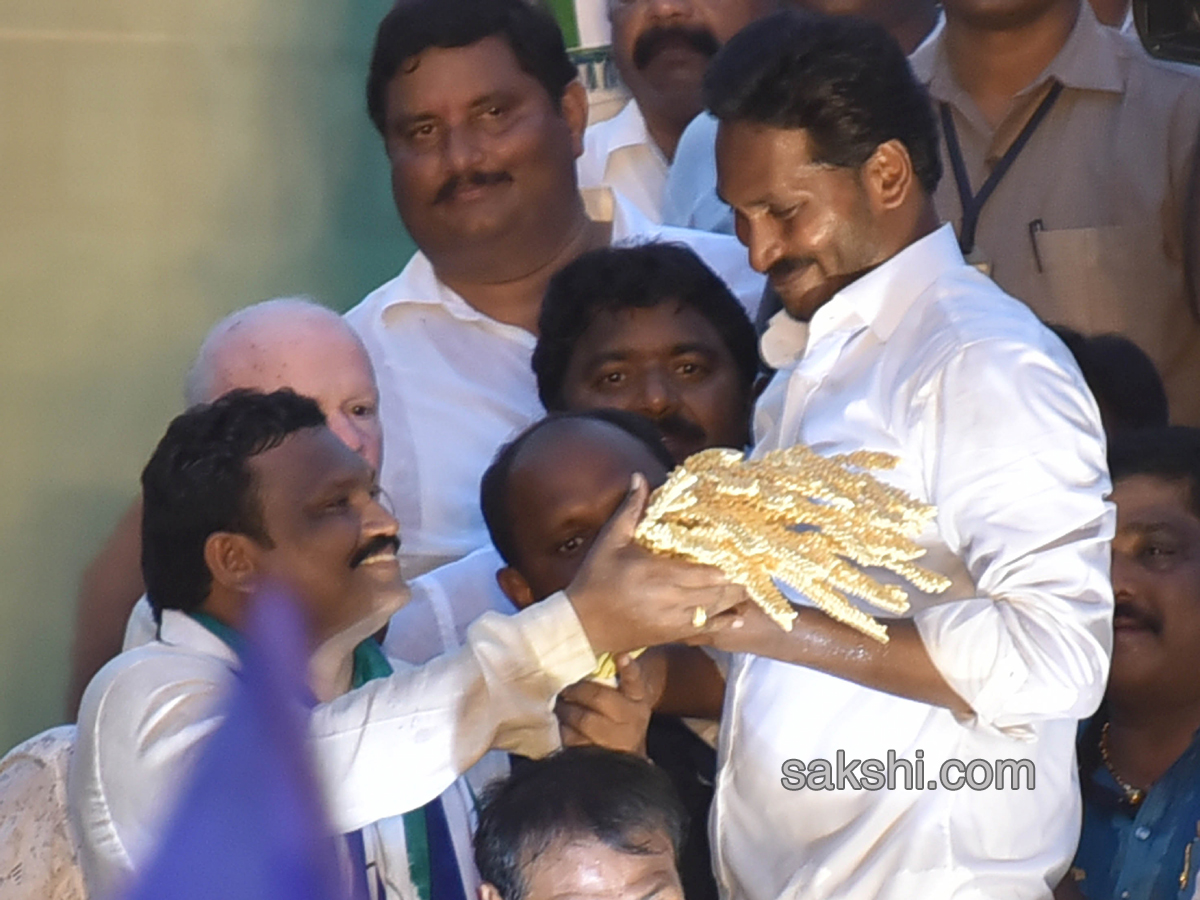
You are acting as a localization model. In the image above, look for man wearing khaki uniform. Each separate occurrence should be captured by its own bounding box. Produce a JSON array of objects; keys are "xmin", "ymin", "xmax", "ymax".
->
[{"xmin": 912, "ymin": 0, "xmax": 1200, "ymax": 424}]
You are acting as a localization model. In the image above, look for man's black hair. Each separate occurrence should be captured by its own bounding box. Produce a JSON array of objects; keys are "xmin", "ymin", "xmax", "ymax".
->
[
  {"xmin": 1109, "ymin": 427, "xmax": 1200, "ymax": 520},
  {"xmin": 140, "ymin": 389, "xmax": 326, "ymax": 618},
  {"xmin": 703, "ymin": 10, "xmax": 942, "ymax": 195},
  {"xmin": 532, "ymin": 242, "xmax": 760, "ymax": 411},
  {"xmin": 1050, "ymin": 326, "xmax": 1170, "ymax": 435},
  {"xmin": 480, "ymin": 409, "xmax": 675, "ymax": 566},
  {"xmin": 474, "ymin": 747, "xmax": 688, "ymax": 900},
  {"xmin": 366, "ymin": 0, "xmax": 577, "ymax": 135}
]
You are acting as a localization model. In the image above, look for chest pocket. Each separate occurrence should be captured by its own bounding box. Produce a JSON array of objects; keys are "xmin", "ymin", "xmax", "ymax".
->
[{"xmin": 1033, "ymin": 222, "xmax": 1187, "ymax": 371}]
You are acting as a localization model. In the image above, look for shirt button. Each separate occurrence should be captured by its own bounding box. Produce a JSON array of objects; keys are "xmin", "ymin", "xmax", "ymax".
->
[
  {"xmin": 1121, "ymin": 891, "xmax": 1130, "ymax": 899},
  {"xmin": 1135, "ymin": 826, "xmax": 1151, "ymax": 840}
]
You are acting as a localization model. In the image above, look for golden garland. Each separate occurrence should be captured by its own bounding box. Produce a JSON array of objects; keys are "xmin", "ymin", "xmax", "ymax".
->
[{"xmin": 633, "ymin": 445, "xmax": 951, "ymax": 643}]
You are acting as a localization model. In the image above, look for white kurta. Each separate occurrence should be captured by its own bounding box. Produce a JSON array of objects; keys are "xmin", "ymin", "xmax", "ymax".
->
[
  {"xmin": 713, "ymin": 224, "xmax": 1114, "ymax": 900},
  {"xmin": 72, "ymin": 597, "xmax": 596, "ymax": 899}
]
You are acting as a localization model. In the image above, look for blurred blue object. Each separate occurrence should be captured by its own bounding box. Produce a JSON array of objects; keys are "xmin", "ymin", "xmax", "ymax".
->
[{"xmin": 118, "ymin": 588, "xmax": 359, "ymax": 900}]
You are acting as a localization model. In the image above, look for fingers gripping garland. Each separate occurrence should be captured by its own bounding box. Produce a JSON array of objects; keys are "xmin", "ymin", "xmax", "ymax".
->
[{"xmin": 632, "ymin": 446, "xmax": 951, "ymax": 643}]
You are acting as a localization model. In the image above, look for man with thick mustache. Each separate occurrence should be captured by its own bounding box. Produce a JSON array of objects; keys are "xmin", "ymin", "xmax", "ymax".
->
[
  {"xmin": 576, "ymin": 0, "xmax": 774, "ymax": 222},
  {"xmin": 70, "ymin": 389, "xmax": 745, "ymax": 898},
  {"xmin": 663, "ymin": 0, "xmax": 942, "ymax": 234},
  {"xmin": 348, "ymin": 0, "xmax": 761, "ymax": 582},
  {"xmin": 1067, "ymin": 428, "xmax": 1200, "ymax": 900}
]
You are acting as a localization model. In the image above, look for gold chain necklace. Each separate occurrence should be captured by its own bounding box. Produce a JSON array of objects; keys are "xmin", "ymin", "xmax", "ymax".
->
[{"xmin": 1101, "ymin": 721, "xmax": 1146, "ymax": 808}]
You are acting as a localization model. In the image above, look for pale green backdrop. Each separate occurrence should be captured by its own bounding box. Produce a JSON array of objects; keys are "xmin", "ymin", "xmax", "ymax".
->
[{"xmin": 0, "ymin": 1, "xmax": 415, "ymax": 751}]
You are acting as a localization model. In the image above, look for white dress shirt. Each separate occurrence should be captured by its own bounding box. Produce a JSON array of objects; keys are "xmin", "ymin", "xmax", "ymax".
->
[
  {"xmin": 71, "ymin": 598, "xmax": 596, "ymax": 899},
  {"xmin": 383, "ymin": 546, "xmax": 513, "ymax": 665},
  {"xmin": 577, "ymin": 100, "xmax": 669, "ymax": 223},
  {"xmin": 345, "ymin": 189, "xmax": 764, "ymax": 579},
  {"xmin": 664, "ymin": 15, "xmax": 947, "ymax": 235},
  {"xmin": 713, "ymin": 225, "xmax": 1114, "ymax": 900}
]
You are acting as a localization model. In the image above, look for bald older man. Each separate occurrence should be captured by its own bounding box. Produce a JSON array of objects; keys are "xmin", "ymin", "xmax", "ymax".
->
[{"xmin": 66, "ymin": 298, "xmax": 382, "ymax": 716}]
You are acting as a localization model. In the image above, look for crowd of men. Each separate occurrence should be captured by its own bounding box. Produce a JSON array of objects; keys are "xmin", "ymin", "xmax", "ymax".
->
[{"xmin": 2, "ymin": 0, "xmax": 1199, "ymax": 897}]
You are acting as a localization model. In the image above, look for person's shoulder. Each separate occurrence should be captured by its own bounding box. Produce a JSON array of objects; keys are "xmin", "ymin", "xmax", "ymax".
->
[
  {"xmin": 673, "ymin": 112, "xmax": 719, "ymax": 167},
  {"xmin": 579, "ymin": 100, "xmax": 640, "ymax": 182},
  {"xmin": 1116, "ymin": 30, "xmax": 1200, "ymax": 106},
  {"xmin": 904, "ymin": 266, "xmax": 1078, "ymax": 377},
  {"xmin": 78, "ymin": 638, "xmax": 234, "ymax": 733},
  {"xmin": 652, "ymin": 222, "xmax": 744, "ymax": 259}
]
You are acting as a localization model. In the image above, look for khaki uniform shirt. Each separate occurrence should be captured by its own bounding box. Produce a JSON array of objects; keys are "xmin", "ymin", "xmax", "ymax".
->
[{"xmin": 911, "ymin": 3, "xmax": 1200, "ymax": 424}]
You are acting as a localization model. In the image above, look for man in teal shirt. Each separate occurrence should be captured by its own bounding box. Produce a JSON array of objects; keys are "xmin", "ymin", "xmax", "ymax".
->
[{"xmin": 1071, "ymin": 427, "xmax": 1200, "ymax": 900}]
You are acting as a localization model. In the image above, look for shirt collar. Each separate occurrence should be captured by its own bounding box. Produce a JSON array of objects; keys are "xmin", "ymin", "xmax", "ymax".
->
[
  {"xmin": 365, "ymin": 186, "xmax": 646, "ymax": 337},
  {"xmin": 598, "ymin": 100, "xmax": 661, "ymax": 156},
  {"xmin": 157, "ymin": 608, "xmax": 240, "ymax": 666},
  {"xmin": 913, "ymin": 0, "xmax": 1125, "ymax": 104},
  {"xmin": 759, "ymin": 224, "xmax": 962, "ymax": 368},
  {"xmin": 376, "ymin": 251, "xmax": 502, "ymax": 329}
]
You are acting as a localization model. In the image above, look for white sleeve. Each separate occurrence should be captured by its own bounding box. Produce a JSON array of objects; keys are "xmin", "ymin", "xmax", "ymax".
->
[
  {"xmin": 912, "ymin": 337, "xmax": 1114, "ymax": 734},
  {"xmin": 383, "ymin": 546, "xmax": 515, "ymax": 664},
  {"xmin": 313, "ymin": 592, "xmax": 596, "ymax": 832}
]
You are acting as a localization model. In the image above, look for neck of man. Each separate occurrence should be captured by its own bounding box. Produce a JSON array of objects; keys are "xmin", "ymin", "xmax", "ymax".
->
[
  {"xmin": 437, "ymin": 199, "xmax": 613, "ymax": 334},
  {"xmin": 307, "ymin": 641, "xmax": 356, "ymax": 703},
  {"xmin": 891, "ymin": 2, "xmax": 942, "ymax": 54},
  {"xmin": 642, "ymin": 101, "xmax": 700, "ymax": 163},
  {"xmin": 943, "ymin": 0, "xmax": 1079, "ymax": 128},
  {"xmin": 201, "ymin": 592, "xmax": 357, "ymax": 702},
  {"xmin": 1106, "ymin": 693, "xmax": 1200, "ymax": 790},
  {"xmin": 1089, "ymin": 0, "xmax": 1129, "ymax": 25}
]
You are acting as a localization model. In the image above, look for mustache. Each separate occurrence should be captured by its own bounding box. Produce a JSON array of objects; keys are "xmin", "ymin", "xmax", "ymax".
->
[
  {"xmin": 433, "ymin": 170, "xmax": 512, "ymax": 205},
  {"xmin": 350, "ymin": 533, "xmax": 400, "ymax": 568},
  {"xmin": 654, "ymin": 412, "xmax": 707, "ymax": 447},
  {"xmin": 1114, "ymin": 600, "xmax": 1161, "ymax": 633},
  {"xmin": 632, "ymin": 25, "xmax": 720, "ymax": 71},
  {"xmin": 767, "ymin": 257, "xmax": 813, "ymax": 283}
]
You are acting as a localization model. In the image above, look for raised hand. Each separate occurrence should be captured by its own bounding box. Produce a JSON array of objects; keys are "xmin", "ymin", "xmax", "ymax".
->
[
  {"xmin": 556, "ymin": 652, "xmax": 653, "ymax": 756},
  {"xmin": 565, "ymin": 474, "xmax": 748, "ymax": 655}
]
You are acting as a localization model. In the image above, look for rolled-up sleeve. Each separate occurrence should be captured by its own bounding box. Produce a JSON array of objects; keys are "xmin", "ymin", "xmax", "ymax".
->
[
  {"xmin": 312, "ymin": 591, "xmax": 597, "ymax": 832},
  {"xmin": 912, "ymin": 337, "xmax": 1114, "ymax": 734}
]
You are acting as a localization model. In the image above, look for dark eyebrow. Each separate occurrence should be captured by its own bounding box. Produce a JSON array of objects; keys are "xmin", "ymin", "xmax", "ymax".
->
[
  {"xmin": 581, "ymin": 349, "xmax": 635, "ymax": 369},
  {"xmin": 308, "ymin": 470, "xmax": 369, "ymax": 505},
  {"xmin": 635, "ymin": 876, "xmax": 675, "ymax": 900},
  {"xmin": 1121, "ymin": 521, "xmax": 1179, "ymax": 536},
  {"xmin": 469, "ymin": 91, "xmax": 516, "ymax": 111},
  {"xmin": 582, "ymin": 342, "xmax": 718, "ymax": 368},
  {"xmin": 669, "ymin": 341, "xmax": 719, "ymax": 357}
]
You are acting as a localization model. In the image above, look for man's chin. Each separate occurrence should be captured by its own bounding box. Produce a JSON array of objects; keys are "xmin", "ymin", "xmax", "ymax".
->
[{"xmin": 773, "ymin": 272, "xmax": 859, "ymax": 322}]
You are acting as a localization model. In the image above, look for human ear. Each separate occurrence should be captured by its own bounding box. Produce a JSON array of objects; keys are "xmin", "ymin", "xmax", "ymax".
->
[
  {"xmin": 560, "ymin": 80, "xmax": 590, "ymax": 159},
  {"xmin": 497, "ymin": 566, "xmax": 537, "ymax": 610},
  {"xmin": 478, "ymin": 883, "xmax": 505, "ymax": 900},
  {"xmin": 203, "ymin": 532, "xmax": 260, "ymax": 596},
  {"xmin": 863, "ymin": 139, "xmax": 915, "ymax": 213}
]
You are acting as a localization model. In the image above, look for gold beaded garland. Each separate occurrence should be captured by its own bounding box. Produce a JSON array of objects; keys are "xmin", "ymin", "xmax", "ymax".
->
[{"xmin": 633, "ymin": 445, "xmax": 951, "ymax": 643}]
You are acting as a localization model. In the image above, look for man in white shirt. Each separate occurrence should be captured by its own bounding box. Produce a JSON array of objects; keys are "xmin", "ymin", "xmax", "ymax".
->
[
  {"xmin": 576, "ymin": 0, "xmax": 774, "ymax": 222},
  {"xmin": 67, "ymin": 298, "xmax": 386, "ymax": 716},
  {"xmin": 70, "ymin": 389, "xmax": 744, "ymax": 899},
  {"xmin": 663, "ymin": 0, "xmax": 943, "ymax": 234},
  {"xmin": 691, "ymin": 13, "xmax": 1113, "ymax": 899},
  {"xmin": 351, "ymin": 0, "xmax": 762, "ymax": 580}
]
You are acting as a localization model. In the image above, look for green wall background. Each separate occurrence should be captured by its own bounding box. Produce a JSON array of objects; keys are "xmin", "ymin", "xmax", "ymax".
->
[{"xmin": 0, "ymin": 1, "xmax": 415, "ymax": 751}]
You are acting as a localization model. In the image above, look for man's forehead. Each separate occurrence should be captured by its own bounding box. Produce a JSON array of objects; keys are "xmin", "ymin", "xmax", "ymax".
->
[
  {"xmin": 250, "ymin": 427, "xmax": 368, "ymax": 495},
  {"xmin": 582, "ymin": 301, "xmax": 723, "ymax": 348},
  {"xmin": 513, "ymin": 422, "xmax": 662, "ymax": 488},
  {"xmin": 387, "ymin": 36, "xmax": 543, "ymax": 113},
  {"xmin": 1115, "ymin": 474, "xmax": 1200, "ymax": 525}
]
